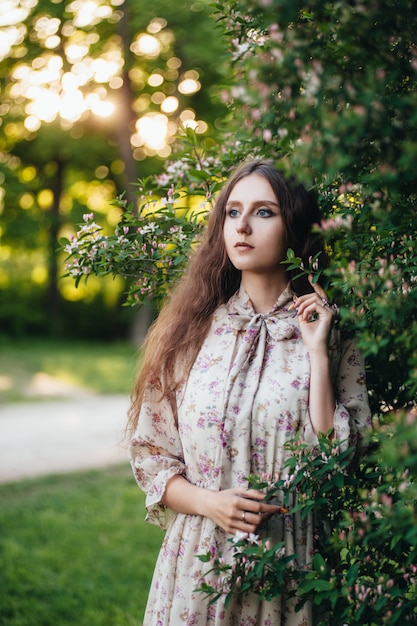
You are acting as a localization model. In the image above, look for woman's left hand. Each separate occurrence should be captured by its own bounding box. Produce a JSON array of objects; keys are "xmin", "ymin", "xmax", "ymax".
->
[{"xmin": 291, "ymin": 277, "xmax": 338, "ymax": 354}]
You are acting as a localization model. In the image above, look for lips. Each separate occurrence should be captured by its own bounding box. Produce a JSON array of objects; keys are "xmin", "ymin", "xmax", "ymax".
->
[{"xmin": 235, "ymin": 242, "xmax": 254, "ymax": 249}]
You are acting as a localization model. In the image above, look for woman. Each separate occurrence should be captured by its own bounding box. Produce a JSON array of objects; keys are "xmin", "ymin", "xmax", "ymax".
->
[{"xmin": 128, "ymin": 160, "xmax": 371, "ymax": 625}]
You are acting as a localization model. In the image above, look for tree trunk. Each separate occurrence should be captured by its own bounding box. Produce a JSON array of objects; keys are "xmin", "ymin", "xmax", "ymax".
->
[
  {"xmin": 117, "ymin": 0, "xmax": 139, "ymax": 212},
  {"xmin": 46, "ymin": 157, "xmax": 63, "ymax": 336}
]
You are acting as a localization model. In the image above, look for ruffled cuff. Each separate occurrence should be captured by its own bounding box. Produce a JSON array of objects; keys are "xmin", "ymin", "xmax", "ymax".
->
[
  {"xmin": 302, "ymin": 402, "xmax": 357, "ymax": 452},
  {"xmin": 143, "ymin": 464, "xmax": 185, "ymax": 530}
]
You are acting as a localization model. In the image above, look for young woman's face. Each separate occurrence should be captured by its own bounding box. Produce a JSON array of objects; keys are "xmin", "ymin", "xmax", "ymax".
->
[{"xmin": 223, "ymin": 173, "xmax": 288, "ymax": 278}]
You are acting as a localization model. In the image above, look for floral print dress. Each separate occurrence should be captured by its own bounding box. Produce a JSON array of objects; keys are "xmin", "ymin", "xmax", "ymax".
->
[{"xmin": 130, "ymin": 285, "xmax": 371, "ymax": 625}]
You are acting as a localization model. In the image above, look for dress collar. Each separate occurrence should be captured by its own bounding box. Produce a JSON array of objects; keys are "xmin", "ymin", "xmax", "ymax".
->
[
  {"xmin": 227, "ymin": 283, "xmax": 294, "ymax": 317},
  {"xmin": 226, "ymin": 283, "xmax": 297, "ymax": 341}
]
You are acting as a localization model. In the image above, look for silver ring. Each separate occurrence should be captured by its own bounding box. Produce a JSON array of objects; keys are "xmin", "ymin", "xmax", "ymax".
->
[
  {"xmin": 321, "ymin": 297, "xmax": 330, "ymax": 308},
  {"xmin": 241, "ymin": 511, "xmax": 246, "ymax": 522}
]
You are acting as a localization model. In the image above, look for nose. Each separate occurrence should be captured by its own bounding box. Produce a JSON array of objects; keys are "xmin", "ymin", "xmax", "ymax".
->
[{"xmin": 236, "ymin": 214, "xmax": 251, "ymax": 234}]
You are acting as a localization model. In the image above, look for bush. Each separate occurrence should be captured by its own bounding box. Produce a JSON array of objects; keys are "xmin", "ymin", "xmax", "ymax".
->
[
  {"xmin": 62, "ymin": 0, "xmax": 417, "ymax": 619},
  {"xmin": 197, "ymin": 411, "xmax": 417, "ymax": 625}
]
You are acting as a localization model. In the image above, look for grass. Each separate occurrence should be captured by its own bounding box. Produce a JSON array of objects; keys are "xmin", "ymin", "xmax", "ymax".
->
[
  {"xmin": 0, "ymin": 338, "xmax": 140, "ymax": 403},
  {"xmin": 0, "ymin": 339, "xmax": 157, "ymax": 623},
  {"xmin": 0, "ymin": 464, "xmax": 162, "ymax": 626}
]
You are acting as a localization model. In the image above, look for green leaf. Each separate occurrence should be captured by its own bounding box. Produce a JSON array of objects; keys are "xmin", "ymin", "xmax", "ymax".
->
[
  {"xmin": 300, "ymin": 579, "xmax": 333, "ymax": 593},
  {"xmin": 185, "ymin": 127, "xmax": 197, "ymax": 144},
  {"xmin": 310, "ymin": 272, "xmax": 321, "ymax": 284},
  {"xmin": 333, "ymin": 473, "xmax": 345, "ymax": 488},
  {"xmin": 346, "ymin": 562, "xmax": 358, "ymax": 586},
  {"xmin": 312, "ymin": 552, "xmax": 327, "ymax": 573},
  {"xmin": 188, "ymin": 169, "xmax": 211, "ymax": 182}
]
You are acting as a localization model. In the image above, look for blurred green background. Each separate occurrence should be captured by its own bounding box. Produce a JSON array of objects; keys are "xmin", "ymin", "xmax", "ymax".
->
[{"xmin": 0, "ymin": 0, "xmax": 227, "ymax": 341}]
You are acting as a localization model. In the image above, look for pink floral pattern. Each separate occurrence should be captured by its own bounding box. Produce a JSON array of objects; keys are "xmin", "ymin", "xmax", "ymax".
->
[{"xmin": 130, "ymin": 285, "xmax": 371, "ymax": 625}]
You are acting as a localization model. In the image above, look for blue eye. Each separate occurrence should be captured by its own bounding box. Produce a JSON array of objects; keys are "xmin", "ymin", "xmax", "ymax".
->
[
  {"xmin": 257, "ymin": 208, "xmax": 273, "ymax": 217},
  {"xmin": 227, "ymin": 208, "xmax": 240, "ymax": 218}
]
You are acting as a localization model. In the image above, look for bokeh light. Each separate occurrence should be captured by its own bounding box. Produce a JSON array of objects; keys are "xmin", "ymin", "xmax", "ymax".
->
[
  {"xmin": 1, "ymin": 3, "xmax": 208, "ymax": 158},
  {"xmin": 131, "ymin": 33, "xmax": 161, "ymax": 58}
]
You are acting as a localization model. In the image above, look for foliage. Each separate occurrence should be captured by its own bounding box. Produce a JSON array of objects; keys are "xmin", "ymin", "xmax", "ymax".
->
[
  {"xmin": 61, "ymin": 127, "xmax": 261, "ymax": 308},
  {"xmin": 0, "ymin": 465, "xmax": 162, "ymax": 625},
  {"xmin": 196, "ymin": 412, "xmax": 417, "ymax": 624},
  {"xmin": 65, "ymin": 0, "xmax": 417, "ymax": 407},
  {"xmin": 61, "ymin": 161, "xmax": 209, "ymax": 309},
  {"xmin": 207, "ymin": 0, "xmax": 417, "ymax": 415},
  {"xmin": 62, "ymin": 0, "xmax": 417, "ymax": 619},
  {"xmin": 0, "ymin": 0, "xmax": 227, "ymax": 337}
]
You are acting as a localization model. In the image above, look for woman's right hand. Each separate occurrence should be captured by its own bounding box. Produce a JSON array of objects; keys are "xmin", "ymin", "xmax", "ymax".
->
[
  {"xmin": 202, "ymin": 486, "xmax": 284, "ymax": 534},
  {"xmin": 162, "ymin": 476, "xmax": 284, "ymax": 534}
]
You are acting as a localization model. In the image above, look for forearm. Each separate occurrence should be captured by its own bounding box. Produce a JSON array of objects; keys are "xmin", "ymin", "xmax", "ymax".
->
[
  {"xmin": 161, "ymin": 474, "xmax": 213, "ymax": 517},
  {"xmin": 308, "ymin": 351, "xmax": 335, "ymax": 434},
  {"xmin": 160, "ymin": 474, "xmax": 283, "ymax": 534}
]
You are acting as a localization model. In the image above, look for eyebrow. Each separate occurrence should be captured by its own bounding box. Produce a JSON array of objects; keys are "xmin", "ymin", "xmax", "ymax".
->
[{"xmin": 225, "ymin": 200, "xmax": 280, "ymax": 209}]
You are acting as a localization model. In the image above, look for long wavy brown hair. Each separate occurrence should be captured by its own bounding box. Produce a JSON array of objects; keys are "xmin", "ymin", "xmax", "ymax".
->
[{"xmin": 126, "ymin": 159, "xmax": 326, "ymax": 435}]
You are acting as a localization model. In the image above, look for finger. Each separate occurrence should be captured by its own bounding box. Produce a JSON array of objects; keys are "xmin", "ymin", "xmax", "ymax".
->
[
  {"xmin": 296, "ymin": 294, "xmax": 316, "ymax": 310},
  {"xmin": 240, "ymin": 498, "xmax": 285, "ymax": 516},
  {"xmin": 240, "ymin": 504, "xmax": 287, "ymax": 528},
  {"xmin": 299, "ymin": 302, "xmax": 333, "ymax": 324},
  {"xmin": 292, "ymin": 293, "xmax": 316, "ymax": 314},
  {"xmin": 308, "ymin": 273, "xmax": 328, "ymax": 301},
  {"xmin": 260, "ymin": 503, "xmax": 287, "ymax": 516},
  {"xmin": 239, "ymin": 510, "xmax": 261, "ymax": 530},
  {"xmin": 295, "ymin": 295, "xmax": 325, "ymax": 316},
  {"xmin": 239, "ymin": 491, "xmax": 287, "ymax": 517},
  {"xmin": 241, "ymin": 489, "xmax": 267, "ymax": 501},
  {"xmin": 305, "ymin": 279, "xmax": 339, "ymax": 318},
  {"xmin": 238, "ymin": 510, "xmax": 258, "ymax": 532}
]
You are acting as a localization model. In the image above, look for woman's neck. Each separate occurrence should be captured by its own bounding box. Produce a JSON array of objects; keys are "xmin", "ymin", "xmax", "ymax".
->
[{"xmin": 241, "ymin": 272, "xmax": 288, "ymax": 314}]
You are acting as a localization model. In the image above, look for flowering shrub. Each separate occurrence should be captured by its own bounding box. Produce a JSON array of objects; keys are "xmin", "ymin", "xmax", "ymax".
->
[
  {"xmin": 62, "ymin": 129, "xmax": 260, "ymax": 308},
  {"xmin": 197, "ymin": 533, "xmax": 294, "ymax": 606},
  {"xmin": 63, "ymin": 0, "xmax": 417, "ymax": 414},
  {"xmin": 197, "ymin": 411, "xmax": 417, "ymax": 624},
  {"xmin": 63, "ymin": 196, "xmax": 206, "ymax": 309},
  {"xmin": 63, "ymin": 1, "xmax": 417, "ymax": 620},
  {"xmin": 209, "ymin": 0, "xmax": 417, "ymax": 416}
]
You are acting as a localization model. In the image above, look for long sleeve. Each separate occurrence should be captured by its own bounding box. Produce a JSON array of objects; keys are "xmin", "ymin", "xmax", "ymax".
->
[
  {"xmin": 303, "ymin": 338, "xmax": 372, "ymax": 450},
  {"xmin": 129, "ymin": 384, "xmax": 185, "ymax": 529}
]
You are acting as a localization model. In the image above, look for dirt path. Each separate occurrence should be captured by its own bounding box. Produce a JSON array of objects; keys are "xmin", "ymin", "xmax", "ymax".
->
[{"xmin": 0, "ymin": 395, "xmax": 130, "ymax": 483}]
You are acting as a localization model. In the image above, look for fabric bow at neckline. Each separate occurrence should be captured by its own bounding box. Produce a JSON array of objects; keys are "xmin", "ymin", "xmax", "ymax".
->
[{"xmin": 227, "ymin": 285, "xmax": 297, "ymax": 342}]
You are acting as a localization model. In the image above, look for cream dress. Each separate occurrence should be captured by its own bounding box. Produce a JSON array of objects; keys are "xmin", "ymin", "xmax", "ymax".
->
[{"xmin": 130, "ymin": 285, "xmax": 371, "ymax": 625}]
